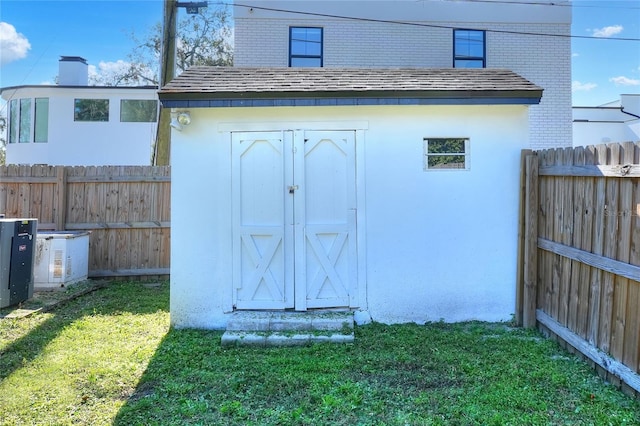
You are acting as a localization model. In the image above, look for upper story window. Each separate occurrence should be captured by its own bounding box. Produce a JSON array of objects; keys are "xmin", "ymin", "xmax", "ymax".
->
[
  {"xmin": 8, "ymin": 97, "xmax": 49, "ymax": 144},
  {"xmin": 120, "ymin": 100, "xmax": 158, "ymax": 122},
  {"xmin": 74, "ymin": 99, "xmax": 109, "ymax": 122},
  {"xmin": 289, "ymin": 27, "xmax": 323, "ymax": 67},
  {"xmin": 454, "ymin": 29, "xmax": 485, "ymax": 68}
]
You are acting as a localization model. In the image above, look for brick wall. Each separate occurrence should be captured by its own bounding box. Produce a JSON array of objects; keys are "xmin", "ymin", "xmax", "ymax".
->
[{"xmin": 234, "ymin": 17, "xmax": 572, "ymax": 148}]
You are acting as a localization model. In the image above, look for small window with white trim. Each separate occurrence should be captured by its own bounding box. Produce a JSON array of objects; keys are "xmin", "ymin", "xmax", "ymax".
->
[{"xmin": 424, "ymin": 138, "xmax": 469, "ymax": 170}]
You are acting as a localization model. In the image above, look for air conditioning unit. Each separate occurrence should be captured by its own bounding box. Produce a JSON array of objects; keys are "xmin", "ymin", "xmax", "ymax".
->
[
  {"xmin": 0, "ymin": 219, "xmax": 38, "ymax": 308},
  {"xmin": 34, "ymin": 231, "xmax": 90, "ymax": 291}
]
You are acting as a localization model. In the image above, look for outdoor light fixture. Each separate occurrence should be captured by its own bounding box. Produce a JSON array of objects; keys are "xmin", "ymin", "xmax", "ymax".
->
[
  {"xmin": 170, "ymin": 111, "xmax": 191, "ymax": 131},
  {"xmin": 176, "ymin": 1, "xmax": 207, "ymax": 14},
  {"xmin": 177, "ymin": 112, "xmax": 191, "ymax": 126}
]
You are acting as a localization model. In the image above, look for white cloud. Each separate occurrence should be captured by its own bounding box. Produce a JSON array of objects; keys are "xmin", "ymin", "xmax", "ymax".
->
[
  {"xmin": 88, "ymin": 60, "xmax": 132, "ymax": 85},
  {"xmin": 0, "ymin": 22, "xmax": 31, "ymax": 65},
  {"xmin": 572, "ymin": 53, "xmax": 579, "ymax": 58},
  {"xmin": 572, "ymin": 81, "xmax": 597, "ymax": 92},
  {"xmin": 592, "ymin": 25, "xmax": 623, "ymax": 38},
  {"xmin": 609, "ymin": 76, "xmax": 640, "ymax": 86},
  {"xmin": 97, "ymin": 60, "xmax": 131, "ymax": 73},
  {"xmin": 88, "ymin": 59, "xmax": 156, "ymax": 86},
  {"xmin": 90, "ymin": 60, "xmax": 131, "ymax": 77}
]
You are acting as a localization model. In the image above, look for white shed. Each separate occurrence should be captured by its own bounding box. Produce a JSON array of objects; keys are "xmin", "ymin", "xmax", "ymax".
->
[{"xmin": 159, "ymin": 67, "xmax": 542, "ymax": 329}]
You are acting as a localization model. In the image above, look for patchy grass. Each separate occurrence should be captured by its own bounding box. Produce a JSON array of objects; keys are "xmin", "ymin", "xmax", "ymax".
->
[
  {"xmin": 1, "ymin": 282, "xmax": 639, "ymax": 425},
  {"xmin": 0, "ymin": 279, "xmax": 107, "ymax": 319},
  {"xmin": 0, "ymin": 280, "xmax": 169, "ymax": 425}
]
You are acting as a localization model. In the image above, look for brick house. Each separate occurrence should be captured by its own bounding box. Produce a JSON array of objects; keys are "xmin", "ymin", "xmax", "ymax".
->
[{"xmin": 234, "ymin": 0, "xmax": 572, "ymax": 149}]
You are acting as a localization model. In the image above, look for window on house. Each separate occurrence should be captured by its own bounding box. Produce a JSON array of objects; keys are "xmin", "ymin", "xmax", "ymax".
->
[
  {"xmin": 454, "ymin": 29, "xmax": 485, "ymax": 68},
  {"xmin": 8, "ymin": 99, "xmax": 18, "ymax": 144},
  {"xmin": 19, "ymin": 99, "xmax": 31, "ymax": 143},
  {"xmin": 74, "ymin": 99, "xmax": 109, "ymax": 121},
  {"xmin": 34, "ymin": 98, "xmax": 49, "ymax": 143},
  {"xmin": 120, "ymin": 99, "xmax": 158, "ymax": 122},
  {"xmin": 7, "ymin": 97, "xmax": 49, "ymax": 144},
  {"xmin": 289, "ymin": 27, "xmax": 323, "ymax": 67},
  {"xmin": 424, "ymin": 138, "xmax": 470, "ymax": 170}
]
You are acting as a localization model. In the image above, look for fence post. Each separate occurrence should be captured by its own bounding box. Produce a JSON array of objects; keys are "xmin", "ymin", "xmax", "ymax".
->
[
  {"xmin": 54, "ymin": 166, "xmax": 67, "ymax": 231},
  {"xmin": 523, "ymin": 153, "xmax": 539, "ymax": 328},
  {"xmin": 516, "ymin": 149, "xmax": 532, "ymax": 326}
]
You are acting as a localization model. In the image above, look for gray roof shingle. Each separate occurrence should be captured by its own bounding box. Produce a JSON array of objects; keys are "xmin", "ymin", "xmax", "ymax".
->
[{"xmin": 158, "ymin": 67, "xmax": 543, "ymax": 106}]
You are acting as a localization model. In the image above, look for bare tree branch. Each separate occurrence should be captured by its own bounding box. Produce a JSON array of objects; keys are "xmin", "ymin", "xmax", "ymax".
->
[{"xmin": 92, "ymin": 4, "xmax": 232, "ymax": 87}]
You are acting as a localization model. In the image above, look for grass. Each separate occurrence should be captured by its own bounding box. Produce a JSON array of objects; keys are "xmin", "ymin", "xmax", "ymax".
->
[{"xmin": 0, "ymin": 281, "xmax": 638, "ymax": 425}]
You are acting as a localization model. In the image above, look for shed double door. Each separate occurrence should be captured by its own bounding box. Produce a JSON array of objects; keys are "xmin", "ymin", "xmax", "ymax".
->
[{"xmin": 232, "ymin": 130, "xmax": 357, "ymax": 310}]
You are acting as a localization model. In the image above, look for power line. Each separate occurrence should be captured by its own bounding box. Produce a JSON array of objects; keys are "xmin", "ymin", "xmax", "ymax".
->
[
  {"xmin": 228, "ymin": 2, "xmax": 640, "ymax": 42},
  {"xmin": 433, "ymin": 0, "xmax": 640, "ymax": 9}
]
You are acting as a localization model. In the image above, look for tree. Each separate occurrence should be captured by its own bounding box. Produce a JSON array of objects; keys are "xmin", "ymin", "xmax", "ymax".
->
[{"xmin": 93, "ymin": 4, "xmax": 233, "ymax": 87}]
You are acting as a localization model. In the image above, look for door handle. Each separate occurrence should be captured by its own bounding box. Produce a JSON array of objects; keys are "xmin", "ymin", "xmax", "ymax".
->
[{"xmin": 288, "ymin": 185, "xmax": 298, "ymax": 194}]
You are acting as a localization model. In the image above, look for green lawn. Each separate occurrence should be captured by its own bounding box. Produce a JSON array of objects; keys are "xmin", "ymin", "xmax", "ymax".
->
[{"xmin": 1, "ymin": 281, "xmax": 638, "ymax": 425}]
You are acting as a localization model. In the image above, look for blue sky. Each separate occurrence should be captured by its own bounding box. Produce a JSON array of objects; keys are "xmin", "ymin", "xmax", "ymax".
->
[{"xmin": 0, "ymin": 0, "xmax": 639, "ymax": 107}]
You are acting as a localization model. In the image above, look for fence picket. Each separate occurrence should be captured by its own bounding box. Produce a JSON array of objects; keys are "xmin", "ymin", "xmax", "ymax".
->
[
  {"xmin": 619, "ymin": 143, "xmax": 638, "ymax": 372},
  {"xmin": 0, "ymin": 165, "xmax": 170, "ymax": 278},
  {"xmin": 521, "ymin": 141, "xmax": 640, "ymax": 397}
]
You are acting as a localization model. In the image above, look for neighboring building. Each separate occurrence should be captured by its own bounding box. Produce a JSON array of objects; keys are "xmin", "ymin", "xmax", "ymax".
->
[
  {"xmin": 1, "ymin": 57, "xmax": 158, "ymax": 166},
  {"xmin": 573, "ymin": 94, "xmax": 640, "ymax": 147},
  {"xmin": 160, "ymin": 67, "xmax": 542, "ymax": 328},
  {"xmin": 234, "ymin": 0, "xmax": 573, "ymax": 149}
]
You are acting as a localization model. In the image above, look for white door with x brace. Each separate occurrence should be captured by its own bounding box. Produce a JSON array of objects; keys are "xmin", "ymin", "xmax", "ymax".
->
[{"xmin": 232, "ymin": 130, "xmax": 357, "ymax": 310}]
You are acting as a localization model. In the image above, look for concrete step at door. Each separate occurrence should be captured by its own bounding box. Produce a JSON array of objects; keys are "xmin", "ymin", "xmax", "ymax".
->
[{"xmin": 221, "ymin": 311, "xmax": 355, "ymax": 347}]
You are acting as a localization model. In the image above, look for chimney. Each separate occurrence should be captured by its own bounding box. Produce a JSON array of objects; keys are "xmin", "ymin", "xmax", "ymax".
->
[{"xmin": 58, "ymin": 56, "xmax": 88, "ymax": 86}]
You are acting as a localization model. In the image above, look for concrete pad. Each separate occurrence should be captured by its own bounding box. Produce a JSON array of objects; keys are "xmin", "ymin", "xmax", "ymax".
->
[
  {"xmin": 270, "ymin": 316, "xmax": 311, "ymax": 331},
  {"xmin": 221, "ymin": 311, "xmax": 356, "ymax": 346},
  {"xmin": 226, "ymin": 317, "xmax": 271, "ymax": 332},
  {"xmin": 221, "ymin": 332, "xmax": 267, "ymax": 347},
  {"xmin": 267, "ymin": 333, "xmax": 311, "ymax": 346},
  {"xmin": 327, "ymin": 334, "xmax": 355, "ymax": 344},
  {"xmin": 311, "ymin": 316, "xmax": 353, "ymax": 331}
]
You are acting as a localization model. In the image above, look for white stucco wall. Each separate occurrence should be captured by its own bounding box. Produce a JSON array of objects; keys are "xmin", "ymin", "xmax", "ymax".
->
[
  {"xmin": 170, "ymin": 104, "xmax": 530, "ymax": 328},
  {"xmin": 233, "ymin": 0, "xmax": 572, "ymax": 149},
  {"xmin": 573, "ymin": 122, "xmax": 634, "ymax": 147},
  {"xmin": 2, "ymin": 86, "xmax": 157, "ymax": 166},
  {"xmin": 573, "ymin": 105, "xmax": 640, "ymax": 147}
]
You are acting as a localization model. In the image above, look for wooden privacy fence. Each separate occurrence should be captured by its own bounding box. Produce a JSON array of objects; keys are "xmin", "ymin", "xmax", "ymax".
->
[
  {"xmin": 0, "ymin": 165, "xmax": 170, "ymax": 278},
  {"xmin": 517, "ymin": 141, "xmax": 639, "ymax": 396}
]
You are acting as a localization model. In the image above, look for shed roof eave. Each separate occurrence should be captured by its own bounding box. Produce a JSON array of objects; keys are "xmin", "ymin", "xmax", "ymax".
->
[
  {"xmin": 158, "ymin": 89, "xmax": 542, "ymax": 100},
  {"xmin": 159, "ymin": 94, "xmax": 542, "ymax": 109}
]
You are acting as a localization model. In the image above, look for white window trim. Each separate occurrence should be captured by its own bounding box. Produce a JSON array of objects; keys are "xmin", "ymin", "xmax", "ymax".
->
[{"xmin": 423, "ymin": 138, "xmax": 470, "ymax": 171}]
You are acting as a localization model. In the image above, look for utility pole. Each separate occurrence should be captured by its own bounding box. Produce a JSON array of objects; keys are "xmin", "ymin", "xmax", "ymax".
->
[
  {"xmin": 155, "ymin": 1, "xmax": 208, "ymax": 166},
  {"xmin": 155, "ymin": 0, "xmax": 177, "ymax": 166}
]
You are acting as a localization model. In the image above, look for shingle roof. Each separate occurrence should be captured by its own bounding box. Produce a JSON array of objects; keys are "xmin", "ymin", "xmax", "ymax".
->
[{"xmin": 158, "ymin": 67, "xmax": 543, "ymax": 107}]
